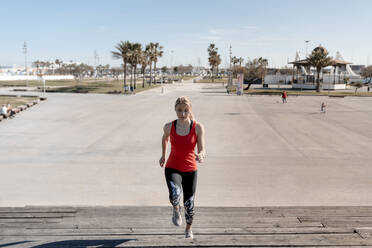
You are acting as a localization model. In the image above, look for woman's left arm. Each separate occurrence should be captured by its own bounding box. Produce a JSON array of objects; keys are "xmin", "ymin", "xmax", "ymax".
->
[{"xmin": 196, "ymin": 123, "xmax": 206, "ymax": 163}]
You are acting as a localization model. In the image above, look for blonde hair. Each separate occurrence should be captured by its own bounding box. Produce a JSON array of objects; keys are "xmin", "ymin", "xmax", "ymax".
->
[{"xmin": 175, "ymin": 96, "xmax": 193, "ymax": 120}]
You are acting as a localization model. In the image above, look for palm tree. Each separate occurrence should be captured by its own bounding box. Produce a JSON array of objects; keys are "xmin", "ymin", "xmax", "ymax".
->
[
  {"xmin": 215, "ymin": 54, "xmax": 222, "ymax": 77},
  {"xmin": 112, "ymin": 41, "xmax": 132, "ymax": 92},
  {"xmin": 231, "ymin": 56, "xmax": 239, "ymax": 67},
  {"xmin": 238, "ymin": 57, "xmax": 244, "ymax": 66},
  {"xmin": 146, "ymin": 43, "xmax": 155, "ymax": 85},
  {"xmin": 307, "ymin": 46, "xmax": 333, "ymax": 92},
  {"xmin": 146, "ymin": 42, "xmax": 163, "ymax": 85},
  {"xmin": 207, "ymin": 43, "xmax": 221, "ymax": 82},
  {"xmin": 32, "ymin": 60, "xmax": 43, "ymax": 76},
  {"xmin": 128, "ymin": 43, "xmax": 142, "ymax": 90},
  {"xmin": 140, "ymin": 46, "xmax": 150, "ymax": 88},
  {"xmin": 152, "ymin": 43, "xmax": 163, "ymax": 84}
]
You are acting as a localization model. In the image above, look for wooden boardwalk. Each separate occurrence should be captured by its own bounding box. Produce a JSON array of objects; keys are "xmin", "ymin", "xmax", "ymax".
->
[{"xmin": 1, "ymin": 206, "xmax": 372, "ymax": 247}]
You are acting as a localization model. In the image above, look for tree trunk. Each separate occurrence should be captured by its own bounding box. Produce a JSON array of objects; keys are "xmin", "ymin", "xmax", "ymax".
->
[
  {"xmin": 130, "ymin": 66, "xmax": 133, "ymax": 89},
  {"xmin": 211, "ymin": 66, "xmax": 214, "ymax": 82},
  {"xmin": 316, "ymin": 69, "xmax": 321, "ymax": 92},
  {"xmin": 123, "ymin": 62, "xmax": 127, "ymax": 92},
  {"xmin": 134, "ymin": 65, "xmax": 137, "ymax": 89},
  {"xmin": 154, "ymin": 61, "xmax": 157, "ymax": 84},
  {"xmin": 149, "ymin": 62, "xmax": 152, "ymax": 86},
  {"xmin": 142, "ymin": 69, "xmax": 145, "ymax": 88}
]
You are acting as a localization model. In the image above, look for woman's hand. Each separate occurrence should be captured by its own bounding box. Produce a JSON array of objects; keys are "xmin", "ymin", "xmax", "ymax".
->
[
  {"xmin": 159, "ymin": 156, "xmax": 165, "ymax": 167},
  {"xmin": 195, "ymin": 152, "xmax": 205, "ymax": 163}
]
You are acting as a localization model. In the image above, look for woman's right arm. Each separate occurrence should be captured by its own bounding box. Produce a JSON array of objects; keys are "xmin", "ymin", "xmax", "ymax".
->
[{"xmin": 159, "ymin": 123, "xmax": 171, "ymax": 167}]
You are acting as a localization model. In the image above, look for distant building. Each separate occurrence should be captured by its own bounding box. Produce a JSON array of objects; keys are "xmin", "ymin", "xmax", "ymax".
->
[{"xmin": 350, "ymin": 65, "xmax": 365, "ymax": 74}]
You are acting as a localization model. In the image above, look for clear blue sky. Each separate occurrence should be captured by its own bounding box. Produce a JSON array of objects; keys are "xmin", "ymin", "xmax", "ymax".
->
[{"xmin": 1, "ymin": 0, "xmax": 371, "ymax": 68}]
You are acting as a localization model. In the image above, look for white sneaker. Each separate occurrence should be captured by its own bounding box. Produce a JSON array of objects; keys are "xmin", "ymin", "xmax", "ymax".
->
[
  {"xmin": 172, "ymin": 206, "xmax": 182, "ymax": 226},
  {"xmin": 185, "ymin": 228, "xmax": 193, "ymax": 239}
]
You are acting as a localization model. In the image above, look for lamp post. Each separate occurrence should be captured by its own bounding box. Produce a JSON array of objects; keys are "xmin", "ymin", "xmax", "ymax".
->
[
  {"xmin": 304, "ymin": 40, "xmax": 309, "ymax": 85},
  {"xmin": 23, "ymin": 42, "xmax": 28, "ymax": 88},
  {"xmin": 228, "ymin": 45, "xmax": 232, "ymax": 88},
  {"xmin": 170, "ymin": 50, "xmax": 174, "ymax": 77},
  {"xmin": 305, "ymin": 40, "xmax": 310, "ymax": 57}
]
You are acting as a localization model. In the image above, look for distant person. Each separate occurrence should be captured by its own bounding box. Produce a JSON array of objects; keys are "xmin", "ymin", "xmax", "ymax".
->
[
  {"xmin": 1, "ymin": 104, "xmax": 9, "ymax": 118},
  {"xmin": 7, "ymin": 103, "xmax": 15, "ymax": 117},
  {"xmin": 130, "ymin": 85, "xmax": 134, "ymax": 94},
  {"xmin": 321, "ymin": 102, "xmax": 327, "ymax": 113},
  {"xmin": 159, "ymin": 96, "xmax": 206, "ymax": 239},
  {"xmin": 124, "ymin": 85, "xmax": 129, "ymax": 94},
  {"xmin": 282, "ymin": 91, "xmax": 287, "ymax": 103}
]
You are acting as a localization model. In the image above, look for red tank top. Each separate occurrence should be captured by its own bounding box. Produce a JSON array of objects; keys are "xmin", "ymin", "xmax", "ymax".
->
[{"xmin": 165, "ymin": 120, "xmax": 198, "ymax": 172}]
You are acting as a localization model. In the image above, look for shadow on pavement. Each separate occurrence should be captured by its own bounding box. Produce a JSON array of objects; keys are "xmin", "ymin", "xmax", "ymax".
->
[
  {"xmin": 0, "ymin": 241, "xmax": 33, "ymax": 247},
  {"xmin": 1, "ymin": 239, "xmax": 136, "ymax": 248}
]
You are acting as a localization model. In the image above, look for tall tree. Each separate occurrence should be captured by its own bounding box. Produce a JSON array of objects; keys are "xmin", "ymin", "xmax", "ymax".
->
[
  {"xmin": 207, "ymin": 43, "xmax": 221, "ymax": 82},
  {"xmin": 243, "ymin": 57, "xmax": 268, "ymax": 89},
  {"xmin": 146, "ymin": 43, "xmax": 155, "ymax": 85},
  {"xmin": 128, "ymin": 43, "xmax": 142, "ymax": 90},
  {"xmin": 111, "ymin": 67, "xmax": 123, "ymax": 80},
  {"xmin": 307, "ymin": 46, "xmax": 333, "ymax": 92},
  {"xmin": 112, "ymin": 41, "xmax": 132, "ymax": 92},
  {"xmin": 231, "ymin": 56, "xmax": 239, "ymax": 67},
  {"xmin": 361, "ymin": 65, "xmax": 372, "ymax": 84},
  {"xmin": 140, "ymin": 46, "xmax": 150, "ymax": 88},
  {"xmin": 238, "ymin": 57, "xmax": 244, "ymax": 66},
  {"xmin": 146, "ymin": 42, "xmax": 163, "ymax": 85},
  {"xmin": 152, "ymin": 43, "xmax": 163, "ymax": 84}
]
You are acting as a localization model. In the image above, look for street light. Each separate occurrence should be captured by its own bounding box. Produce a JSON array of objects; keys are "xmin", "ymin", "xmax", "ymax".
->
[
  {"xmin": 23, "ymin": 42, "xmax": 28, "ymax": 87},
  {"xmin": 170, "ymin": 50, "xmax": 173, "ymax": 75},
  {"xmin": 305, "ymin": 40, "xmax": 310, "ymax": 57},
  {"xmin": 228, "ymin": 45, "xmax": 232, "ymax": 88},
  {"xmin": 304, "ymin": 40, "xmax": 310, "ymax": 85}
]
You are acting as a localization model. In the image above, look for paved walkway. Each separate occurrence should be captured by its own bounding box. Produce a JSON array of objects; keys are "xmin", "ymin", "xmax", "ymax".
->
[
  {"xmin": 1, "ymin": 206, "xmax": 372, "ymax": 247},
  {"xmin": 1, "ymin": 81, "xmax": 372, "ymax": 207}
]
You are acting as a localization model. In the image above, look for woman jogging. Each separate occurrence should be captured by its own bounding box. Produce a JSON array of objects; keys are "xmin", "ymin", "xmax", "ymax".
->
[{"xmin": 159, "ymin": 96, "xmax": 206, "ymax": 239}]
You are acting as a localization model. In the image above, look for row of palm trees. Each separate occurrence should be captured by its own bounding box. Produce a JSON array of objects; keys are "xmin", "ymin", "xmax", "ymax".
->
[{"xmin": 112, "ymin": 41, "xmax": 163, "ymax": 90}]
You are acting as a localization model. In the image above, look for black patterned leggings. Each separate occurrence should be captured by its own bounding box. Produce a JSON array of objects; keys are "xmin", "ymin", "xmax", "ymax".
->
[{"xmin": 165, "ymin": 168, "xmax": 197, "ymax": 225}]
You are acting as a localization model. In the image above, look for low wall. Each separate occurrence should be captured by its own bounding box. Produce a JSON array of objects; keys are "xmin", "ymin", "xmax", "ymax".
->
[
  {"xmin": 292, "ymin": 84, "xmax": 316, "ymax": 90},
  {"xmin": 0, "ymin": 75, "xmax": 74, "ymax": 81},
  {"xmin": 292, "ymin": 83, "xmax": 346, "ymax": 90},
  {"xmin": 265, "ymin": 75, "xmax": 292, "ymax": 84}
]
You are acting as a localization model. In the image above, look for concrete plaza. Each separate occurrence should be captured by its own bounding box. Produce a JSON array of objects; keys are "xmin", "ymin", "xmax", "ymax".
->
[{"xmin": 1, "ymin": 81, "xmax": 372, "ymax": 207}]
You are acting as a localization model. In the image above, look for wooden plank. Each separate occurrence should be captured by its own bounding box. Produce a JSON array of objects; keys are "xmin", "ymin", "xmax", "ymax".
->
[
  {"xmin": 355, "ymin": 227, "xmax": 372, "ymax": 239},
  {"xmin": 0, "ymin": 222, "xmax": 324, "ymax": 230},
  {"xmin": 0, "ymin": 233, "xmax": 370, "ymax": 247},
  {"xmin": 0, "ymin": 227, "xmax": 355, "ymax": 236},
  {"xmin": 269, "ymin": 206, "xmax": 372, "ymax": 217},
  {"xmin": 74, "ymin": 215, "xmax": 301, "ymax": 222},
  {"xmin": 0, "ymin": 207, "xmax": 77, "ymax": 213},
  {"xmin": 300, "ymin": 216, "xmax": 372, "ymax": 222},
  {"xmin": 0, "ymin": 218, "xmax": 62, "ymax": 223},
  {"xmin": 323, "ymin": 222, "xmax": 372, "ymax": 228},
  {"xmin": 300, "ymin": 216, "xmax": 372, "ymax": 228},
  {"xmin": 74, "ymin": 206, "xmax": 372, "ymax": 218},
  {"xmin": 0, "ymin": 213, "xmax": 75, "ymax": 218}
]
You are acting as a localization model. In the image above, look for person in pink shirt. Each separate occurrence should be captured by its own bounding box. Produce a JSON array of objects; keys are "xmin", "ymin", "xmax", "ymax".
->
[{"xmin": 281, "ymin": 91, "xmax": 287, "ymax": 103}]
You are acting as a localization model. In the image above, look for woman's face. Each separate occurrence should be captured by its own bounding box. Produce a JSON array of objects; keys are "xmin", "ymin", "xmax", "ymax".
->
[{"xmin": 175, "ymin": 103, "xmax": 190, "ymax": 120}]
